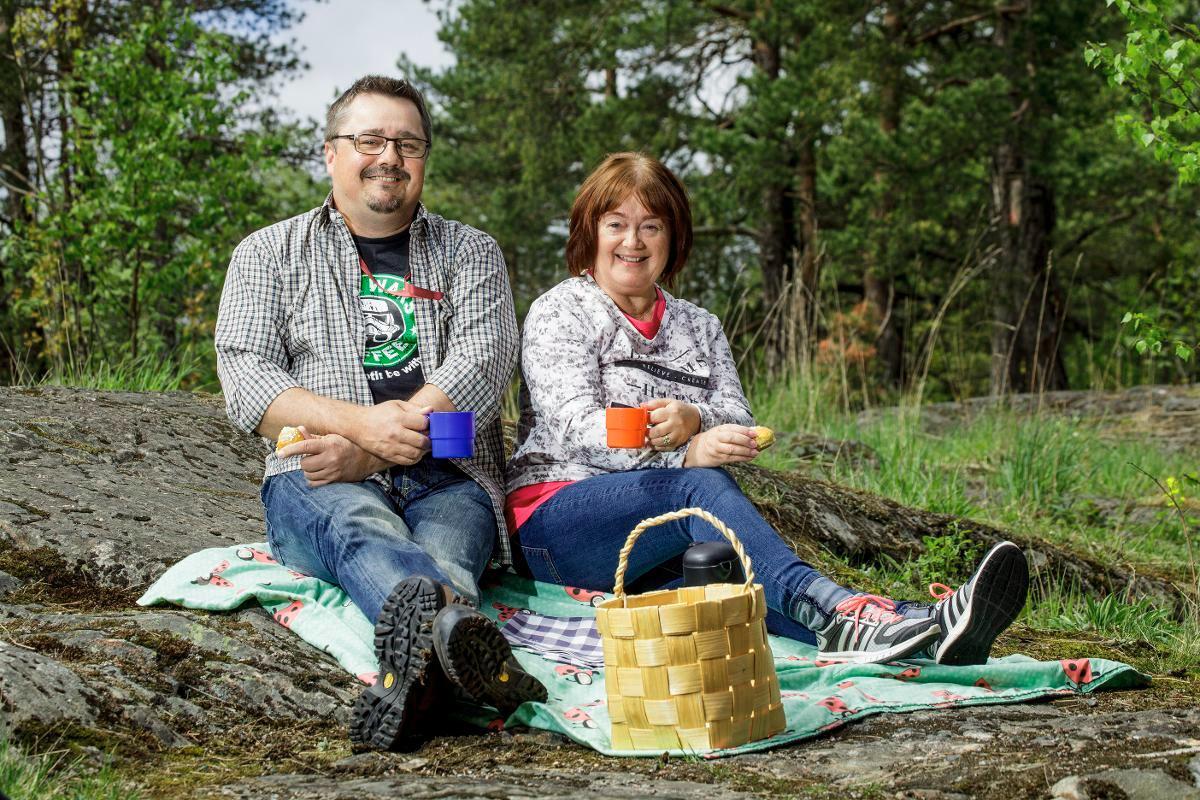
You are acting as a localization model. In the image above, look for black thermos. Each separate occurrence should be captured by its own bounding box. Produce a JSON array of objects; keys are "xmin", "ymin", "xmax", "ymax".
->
[{"xmin": 682, "ymin": 541, "xmax": 746, "ymax": 586}]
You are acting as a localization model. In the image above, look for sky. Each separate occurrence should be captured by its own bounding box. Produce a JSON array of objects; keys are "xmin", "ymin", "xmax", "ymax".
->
[{"xmin": 274, "ymin": 1, "xmax": 454, "ymax": 128}]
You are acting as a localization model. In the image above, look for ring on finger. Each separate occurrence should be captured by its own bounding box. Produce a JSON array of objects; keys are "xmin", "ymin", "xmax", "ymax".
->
[{"xmin": 659, "ymin": 434, "xmax": 672, "ymax": 447}]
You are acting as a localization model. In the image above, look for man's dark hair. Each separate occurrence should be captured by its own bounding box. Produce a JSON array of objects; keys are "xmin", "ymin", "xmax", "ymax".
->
[{"xmin": 324, "ymin": 75, "xmax": 433, "ymax": 146}]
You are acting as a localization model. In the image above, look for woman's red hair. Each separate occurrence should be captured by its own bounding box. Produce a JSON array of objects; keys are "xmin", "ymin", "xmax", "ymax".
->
[{"xmin": 566, "ymin": 152, "xmax": 693, "ymax": 286}]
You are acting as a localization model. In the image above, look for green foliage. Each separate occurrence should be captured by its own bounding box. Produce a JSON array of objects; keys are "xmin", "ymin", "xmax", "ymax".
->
[
  {"xmin": 0, "ymin": 0, "xmax": 1196, "ymax": 395},
  {"xmin": 0, "ymin": 735, "xmax": 139, "ymax": 799},
  {"xmin": 914, "ymin": 528, "xmax": 983, "ymax": 586},
  {"xmin": 852, "ymin": 526, "xmax": 984, "ymax": 596},
  {"xmin": 0, "ymin": 0, "xmax": 322, "ymax": 387},
  {"xmin": 1027, "ymin": 588, "xmax": 1181, "ymax": 647},
  {"xmin": 409, "ymin": 0, "xmax": 1199, "ymax": 396},
  {"xmin": 842, "ymin": 430, "xmax": 980, "ymax": 518},
  {"xmin": 1121, "ymin": 311, "xmax": 1197, "ymax": 360},
  {"xmin": 1086, "ymin": 0, "xmax": 1200, "ymax": 184}
]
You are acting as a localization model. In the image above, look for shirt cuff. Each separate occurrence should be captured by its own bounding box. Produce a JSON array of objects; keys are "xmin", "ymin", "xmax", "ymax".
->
[
  {"xmin": 695, "ymin": 402, "xmax": 719, "ymax": 432},
  {"xmin": 227, "ymin": 369, "xmax": 302, "ymax": 435},
  {"xmin": 426, "ymin": 357, "xmax": 490, "ymax": 418},
  {"xmin": 653, "ymin": 449, "xmax": 687, "ymax": 469}
]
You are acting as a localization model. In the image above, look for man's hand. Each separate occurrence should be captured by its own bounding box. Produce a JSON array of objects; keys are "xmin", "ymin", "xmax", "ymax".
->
[
  {"xmin": 278, "ymin": 427, "xmax": 391, "ymax": 486},
  {"xmin": 682, "ymin": 424, "xmax": 759, "ymax": 468},
  {"xmin": 352, "ymin": 399, "xmax": 432, "ymax": 465},
  {"xmin": 643, "ymin": 398, "xmax": 702, "ymax": 452}
]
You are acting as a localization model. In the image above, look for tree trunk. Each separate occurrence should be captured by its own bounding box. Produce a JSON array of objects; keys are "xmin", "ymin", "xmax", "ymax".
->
[
  {"xmin": 989, "ymin": 147, "xmax": 1066, "ymax": 394},
  {"xmin": 793, "ymin": 136, "xmax": 819, "ymax": 351},
  {"xmin": 988, "ymin": 9, "xmax": 1068, "ymax": 395},
  {"xmin": 0, "ymin": 1, "xmax": 31, "ymax": 229},
  {"xmin": 864, "ymin": 1, "xmax": 906, "ymax": 387},
  {"xmin": 752, "ymin": 5, "xmax": 820, "ymax": 371},
  {"xmin": 0, "ymin": 1, "xmax": 32, "ymax": 382},
  {"xmin": 130, "ymin": 256, "xmax": 141, "ymax": 362},
  {"xmin": 750, "ymin": 21, "xmax": 797, "ymax": 370}
]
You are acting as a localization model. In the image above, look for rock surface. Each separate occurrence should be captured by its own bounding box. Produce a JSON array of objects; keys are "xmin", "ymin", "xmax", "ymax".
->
[
  {"xmin": 0, "ymin": 387, "xmax": 264, "ymax": 590},
  {"xmin": 0, "ymin": 385, "xmax": 1197, "ymax": 799},
  {"xmin": 865, "ymin": 383, "xmax": 1200, "ymax": 454},
  {"xmin": 0, "ymin": 386, "xmax": 1183, "ymax": 612}
]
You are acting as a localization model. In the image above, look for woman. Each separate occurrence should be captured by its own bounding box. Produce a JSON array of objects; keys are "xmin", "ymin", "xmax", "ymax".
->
[{"xmin": 506, "ymin": 152, "xmax": 1027, "ymax": 665}]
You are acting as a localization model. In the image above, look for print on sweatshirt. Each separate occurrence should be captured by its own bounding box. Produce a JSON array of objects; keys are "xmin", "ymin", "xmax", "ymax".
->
[{"xmin": 507, "ymin": 274, "xmax": 754, "ymax": 491}]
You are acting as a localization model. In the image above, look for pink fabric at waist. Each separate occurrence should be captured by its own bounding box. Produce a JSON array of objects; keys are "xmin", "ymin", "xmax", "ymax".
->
[{"xmin": 505, "ymin": 480, "xmax": 576, "ymax": 534}]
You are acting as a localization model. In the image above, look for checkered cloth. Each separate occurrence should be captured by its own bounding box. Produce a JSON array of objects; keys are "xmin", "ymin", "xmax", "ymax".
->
[{"xmin": 501, "ymin": 611, "xmax": 604, "ymax": 669}]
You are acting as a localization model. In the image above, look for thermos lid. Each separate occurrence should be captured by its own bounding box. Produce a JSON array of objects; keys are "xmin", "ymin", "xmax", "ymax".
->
[{"xmin": 682, "ymin": 541, "xmax": 746, "ymax": 586}]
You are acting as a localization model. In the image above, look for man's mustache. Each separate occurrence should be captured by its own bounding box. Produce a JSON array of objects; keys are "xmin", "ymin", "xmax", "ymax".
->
[{"xmin": 361, "ymin": 167, "xmax": 410, "ymax": 181}]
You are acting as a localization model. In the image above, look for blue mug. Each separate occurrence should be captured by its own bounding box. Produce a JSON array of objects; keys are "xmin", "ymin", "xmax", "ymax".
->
[{"xmin": 429, "ymin": 411, "xmax": 475, "ymax": 458}]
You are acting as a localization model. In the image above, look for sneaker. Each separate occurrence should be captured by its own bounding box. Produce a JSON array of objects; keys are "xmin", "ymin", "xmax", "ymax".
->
[
  {"xmin": 929, "ymin": 540, "xmax": 1029, "ymax": 666},
  {"xmin": 432, "ymin": 603, "xmax": 547, "ymax": 714},
  {"xmin": 816, "ymin": 594, "xmax": 942, "ymax": 664},
  {"xmin": 349, "ymin": 575, "xmax": 446, "ymax": 750}
]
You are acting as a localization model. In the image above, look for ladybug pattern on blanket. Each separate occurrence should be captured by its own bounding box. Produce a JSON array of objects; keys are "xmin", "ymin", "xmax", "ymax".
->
[{"xmin": 140, "ymin": 543, "xmax": 1150, "ymax": 758}]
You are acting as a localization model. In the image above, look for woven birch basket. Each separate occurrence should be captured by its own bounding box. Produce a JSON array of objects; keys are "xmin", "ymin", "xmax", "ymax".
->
[{"xmin": 594, "ymin": 507, "xmax": 786, "ymax": 752}]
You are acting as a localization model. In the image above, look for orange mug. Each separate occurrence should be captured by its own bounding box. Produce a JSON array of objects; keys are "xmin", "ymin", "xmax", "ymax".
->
[{"xmin": 606, "ymin": 407, "xmax": 649, "ymax": 448}]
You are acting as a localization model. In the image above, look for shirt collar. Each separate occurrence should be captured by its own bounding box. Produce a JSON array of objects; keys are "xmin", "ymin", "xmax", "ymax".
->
[{"xmin": 582, "ymin": 270, "xmax": 673, "ymax": 303}]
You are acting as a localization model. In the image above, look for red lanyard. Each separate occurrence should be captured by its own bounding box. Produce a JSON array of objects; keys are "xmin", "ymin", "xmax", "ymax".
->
[{"xmin": 358, "ymin": 256, "xmax": 444, "ymax": 301}]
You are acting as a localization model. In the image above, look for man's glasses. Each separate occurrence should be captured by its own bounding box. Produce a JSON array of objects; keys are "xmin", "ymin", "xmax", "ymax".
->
[{"xmin": 329, "ymin": 133, "xmax": 429, "ymax": 159}]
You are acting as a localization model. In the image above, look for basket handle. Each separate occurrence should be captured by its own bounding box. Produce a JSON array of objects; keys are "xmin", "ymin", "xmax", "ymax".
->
[{"xmin": 612, "ymin": 507, "xmax": 756, "ymax": 603}]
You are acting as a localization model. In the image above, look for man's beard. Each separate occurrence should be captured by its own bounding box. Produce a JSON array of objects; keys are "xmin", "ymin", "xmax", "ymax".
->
[
  {"xmin": 362, "ymin": 167, "xmax": 410, "ymax": 214},
  {"xmin": 365, "ymin": 192, "xmax": 407, "ymax": 214}
]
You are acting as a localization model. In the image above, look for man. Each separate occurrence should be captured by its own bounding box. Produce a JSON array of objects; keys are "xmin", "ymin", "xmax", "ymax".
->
[{"xmin": 215, "ymin": 75, "xmax": 544, "ymax": 750}]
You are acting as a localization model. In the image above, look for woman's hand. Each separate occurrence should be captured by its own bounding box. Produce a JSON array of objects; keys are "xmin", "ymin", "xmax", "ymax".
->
[
  {"xmin": 682, "ymin": 424, "xmax": 759, "ymax": 468},
  {"xmin": 278, "ymin": 427, "xmax": 390, "ymax": 486},
  {"xmin": 643, "ymin": 399, "xmax": 702, "ymax": 451}
]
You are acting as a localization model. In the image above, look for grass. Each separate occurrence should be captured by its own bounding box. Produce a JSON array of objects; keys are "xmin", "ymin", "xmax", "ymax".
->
[
  {"xmin": 1021, "ymin": 586, "xmax": 1200, "ymax": 678},
  {"xmin": 0, "ymin": 735, "xmax": 140, "ymax": 799},
  {"xmin": 745, "ymin": 370, "xmax": 1200, "ymax": 678},
  {"xmin": 37, "ymin": 351, "xmax": 200, "ymax": 393},
  {"xmin": 751, "ymin": 390, "xmax": 1197, "ymax": 567}
]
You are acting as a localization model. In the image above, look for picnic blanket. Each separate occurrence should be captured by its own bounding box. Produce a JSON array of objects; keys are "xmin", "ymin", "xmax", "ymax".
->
[{"xmin": 138, "ymin": 543, "xmax": 1149, "ymax": 758}]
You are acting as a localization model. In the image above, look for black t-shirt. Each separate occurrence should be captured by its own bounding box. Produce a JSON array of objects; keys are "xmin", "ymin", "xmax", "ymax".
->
[{"xmin": 355, "ymin": 230, "xmax": 424, "ymax": 403}]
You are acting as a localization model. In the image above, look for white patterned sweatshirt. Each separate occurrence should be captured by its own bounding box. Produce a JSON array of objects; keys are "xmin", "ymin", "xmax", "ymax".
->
[{"xmin": 506, "ymin": 274, "xmax": 755, "ymax": 491}]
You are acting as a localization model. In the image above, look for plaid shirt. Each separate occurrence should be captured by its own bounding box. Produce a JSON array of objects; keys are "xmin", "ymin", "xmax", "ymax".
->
[{"xmin": 215, "ymin": 195, "xmax": 518, "ymax": 565}]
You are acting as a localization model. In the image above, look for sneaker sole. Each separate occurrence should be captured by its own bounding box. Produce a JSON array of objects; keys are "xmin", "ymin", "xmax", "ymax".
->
[
  {"xmin": 349, "ymin": 577, "xmax": 444, "ymax": 750},
  {"xmin": 439, "ymin": 615, "xmax": 547, "ymax": 714},
  {"xmin": 936, "ymin": 541, "xmax": 1028, "ymax": 666},
  {"xmin": 818, "ymin": 623, "xmax": 942, "ymax": 665}
]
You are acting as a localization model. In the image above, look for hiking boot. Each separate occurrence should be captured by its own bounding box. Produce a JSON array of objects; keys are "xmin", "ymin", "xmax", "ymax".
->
[
  {"xmin": 929, "ymin": 540, "xmax": 1029, "ymax": 666},
  {"xmin": 816, "ymin": 594, "xmax": 941, "ymax": 664},
  {"xmin": 349, "ymin": 575, "xmax": 446, "ymax": 750},
  {"xmin": 432, "ymin": 603, "xmax": 547, "ymax": 714}
]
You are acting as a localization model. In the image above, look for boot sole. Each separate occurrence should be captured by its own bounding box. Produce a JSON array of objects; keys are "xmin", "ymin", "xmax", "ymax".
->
[
  {"xmin": 349, "ymin": 577, "xmax": 444, "ymax": 750},
  {"xmin": 936, "ymin": 541, "xmax": 1028, "ymax": 666},
  {"xmin": 439, "ymin": 614, "xmax": 547, "ymax": 714}
]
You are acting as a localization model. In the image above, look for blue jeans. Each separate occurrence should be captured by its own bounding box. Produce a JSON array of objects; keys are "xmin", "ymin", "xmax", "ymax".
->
[
  {"xmin": 262, "ymin": 459, "xmax": 496, "ymax": 622},
  {"xmin": 516, "ymin": 470, "xmax": 864, "ymax": 642},
  {"xmin": 516, "ymin": 468, "xmax": 923, "ymax": 645}
]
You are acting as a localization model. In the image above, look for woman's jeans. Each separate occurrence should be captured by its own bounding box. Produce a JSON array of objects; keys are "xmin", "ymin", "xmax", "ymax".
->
[
  {"xmin": 261, "ymin": 459, "xmax": 496, "ymax": 623},
  {"xmin": 515, "ymin": 468, "xmax": 866, "ymax": 645}
]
